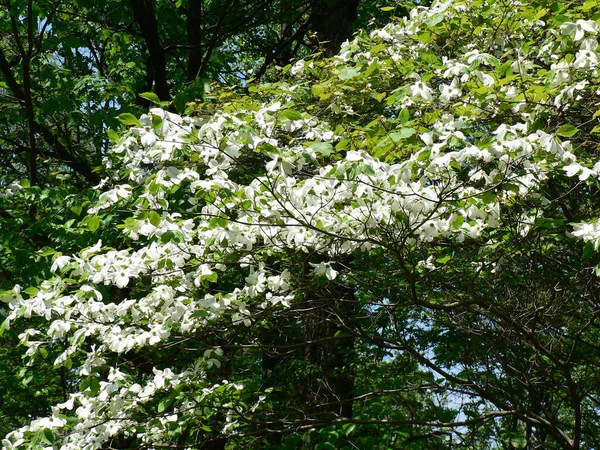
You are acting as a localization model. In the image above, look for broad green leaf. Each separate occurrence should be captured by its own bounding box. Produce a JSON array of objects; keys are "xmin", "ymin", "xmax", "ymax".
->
[
  {"xmin": 556, "ymin": 124, "xmax": 579, "ymax": 137},
  {"xmin": 583, "ymin": 241, "xmax": 595, "ymax": 261},
  {"xmin": 106, "ymin": 129, "xmax": 120, "ymax": 142},
  {"xmin": 23, "ymin": 287, "xmax": 39, "ymax": 296},
  {"xmin": 427, "ymin": 13, "xmax": 444, "ymax": 27},
  {"xmin": 390, "ymin": 128, "xmax": 416, "ymax": 141},
  {"xmin": 87, "ymin": 215, "xmax": 100, "ymax": 232},
  {"xmin": 149, "ymin": 211, "xmax": 162, "ymax": 227},
  {"xmin": 339, "ymin": 67, "xmax": 360, "ymax": 80},
  {"xmin": 399, "ymin": 109, "xmax": 410, "ymax": 124},
  {"xmin": 139, "ymin": 91, "xmax": 161, "ymax": 104},
  {"xmin": 38, "ymin": 247, "xmax": 56, "ymax": 257},
  {"xmin": 281, "ymin": 109, "xmax": 303, "ymax": 120},
  {"xmin": 310, "ymin": 142, "xmax": 334, "ymax": 156},
  {"xmin": 117, "ymin": 113, "xmax": 141, "ymax": 127}
]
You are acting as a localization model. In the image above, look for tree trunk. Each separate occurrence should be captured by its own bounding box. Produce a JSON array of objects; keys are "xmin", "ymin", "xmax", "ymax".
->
[
  {"xmin": 187, "ymin": 0, "xmax": 203, "ymax": 81},
  {"xmin": 310, "ymin": 0, "xmax": 359, "ymax": 56},
  {"xmin": 302, "ymin": 281, "xmax": 355, "ymax": 419},
  {"xmin": 129, "ymin": 0, "xmax": 171, "ymax": 101}
]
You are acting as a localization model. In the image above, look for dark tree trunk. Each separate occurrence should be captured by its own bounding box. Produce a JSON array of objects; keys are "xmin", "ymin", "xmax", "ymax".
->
[
  {"xmin": 129, "ymin": 0, "xmax": 171, "ymax": 101},
  {"xmin": 310, "ymin": 0, "xmax": 359, "ymax": 56},
  {"xmin": 187, "ymin": 0, "xmax": 203, "ymax": 81},
  {"xmin": 302, "ymin": 281, "xmax": 355, "ymax": 419}
]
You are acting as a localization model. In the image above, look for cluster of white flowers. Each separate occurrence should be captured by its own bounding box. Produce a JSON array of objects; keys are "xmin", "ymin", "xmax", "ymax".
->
[{"xmin": 3, "ymin": 0, "xmax": 600, "ymax": 448}]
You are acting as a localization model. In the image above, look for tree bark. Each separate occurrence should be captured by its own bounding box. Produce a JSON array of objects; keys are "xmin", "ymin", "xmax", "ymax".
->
[
  {"xmin": 129, "ymin": 0, "xmax": 171, "ymax": 101},
  {"xmin": 310, "ymin": 0, "xmax": 359, "ymax": 56},
  {"xmin": 302, "ymin": 279, "xmax": 355, "ymax": 419},
  {"xmin": 186, "ymin": 0, "xmax": 203, "ymax": 82}
]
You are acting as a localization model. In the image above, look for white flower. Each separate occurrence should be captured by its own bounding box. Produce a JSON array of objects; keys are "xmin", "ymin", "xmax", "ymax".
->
[
  {"xmin": 417, "ymin": 256, "xmax": 435, "ymax": 270},
  {"xmin": 51, "ymin": 255, "xmax": 71, "ymax": 273},
  {"xmin": 550, "ymin": 60, "xmax": 570, "ymax": 86},
  {"xmin": 372, "ymin": 28, "xmax": 393, "ymax": 40},
  {"xmin": 420, "ymin": 132, "xmax": 434, "ymax": 147},
  {"xmin": 573, "ymin": 49, "xmax": 599, "ymax": 69},
  {"xmin": 291, "ymin": 60, "xmax": 306, "ymax": 75},
  {"xmin": 141, "ymin": 130, "xmax": 157, "ymax": 147},
  {"xmin": 57, "ymin": 397, "xmax": 75, "ymax": 410},
  {"xmin": 409, "ymin": 81, "xmax": 433, "ymax": 102},
  {"xmin": 474, "ymin": 70, "xmax": 494, "ymax": 86},
  {"xmin": 572, "ymin": 221, "xmax": 600, "ymax": 248},
  {"xmin": 345, "ymin": 151, "xmax": 363, "ymax": 162},
  {"xmin": 439, "ymin": 80, "xmax": 461, "ymax": 102},
  {"xmin": 560, "ymin": 20, "xmax": 598, "ymax": 42},
  {"xmin": 309, "ymin": 262, "xmax": 338, "ymax": 280},
  {"xmin": 266, "ymin": 101, "xmax": 281, "ymax": 112}
]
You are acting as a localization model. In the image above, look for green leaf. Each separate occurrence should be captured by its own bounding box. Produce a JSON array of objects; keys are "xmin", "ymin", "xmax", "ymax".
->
[
  {"xmin": 205, "ymin": 272, "xmax": 218, "ymax": 283},
  {"xmin": 361, "ymin": 164, "xmax": 376, "ymax": 176},
  {"xmin": 24, "ymin": 287, "xmax": 39, "ymax": 296},
  {"xmin": 339, "ymin": 67, "xmax": 359, "ymax": 80},
  {"xmin": 370, "ymin": 43, "xmax": 387, "ymax": 54},
  {"xmin": 311, "ymin": 84, "xmax": 331, "ymax": 100},
  {"xmin": 0, "ymin": 320, "xmax": 7, "ymax": 337},
  {"xmin": 152, "ymin": 115, "xmax": 164, "ymax": 133},
  {"xmin": 310, "ymin": 142, "xmax": 334, "ymax": 156},
  {"xmin": 139, "ymin": 91, "xmax": 161, "ymax": 104},
  {"xmin": 90, "ymin": 377, "xmax": 100, "ymax": 395},
  {"xmin": 38, "ymin": 247, "xmax": 56, "ymax": 257},
  {"xmin": 453, "ymin": 215, "xmax": 464, "ymax": 229},
  {"xmin": 158, "ymin": 400, "xmax": 168, "ymax": 413},
  {"xmin": 390, "ymin": 128, "xmax": 416, "ymax": 141},
  {"xmin": 174, "ymin": 92, "xmax": 188, "ymax": 114},
  {"xmin": 281, "ymin": 109, "xmax": 303, "ymax": 120},
  {"xmin": 399, "ymin": 109, "xmax": 410, "ymax": 124},
  {"xmin": 427, "ymin": 13, "xmax": 444, "ymax": 27},
  {"xmin": 582, "ymin": 0, "xmax": 598, "ymax": 11},
  {"xmin": 106, "ymin": 129, "xmax": 120, "ymax": 142},
  {"xmin": 417, "ymin": 31, "xmax": 432, "ymax": 43},
  {"xmin": 556, "ymin": 124, "xmax": 579, "ymax": 137},
  {"xmin": 149, "ymin": 211, "xmax": 162, "ymax": 227},
  {"xmin": 380, "ymin": 6, "xmax": 394, "ymax": 11},
  {"xmin": 342, "ymin": 423, "xmax": 356, "ymax": 435},
  {"xmin": 88, "ymin": 215, "xmax": 100, "ymax": 232},
  {"xmin": 43, "ymin": 429, "xmax": 55, "ymax": 444},
  {"xmin": 117, "ymin": 113, "xmax": 141, "ymax": 127},
  {"xmin": 417, "ymin": 150, "xmax": 431, "ymax": 161},
  {"xmin": 70, "ymin": 202, "xmax": 83, "ymax": 216},
  {"xmin": 480, "ymin": 191, "xmax": 496, "ymax": 204},
  {"xmin": 510, "ymin": 434, "xmax": 527, "ymax": 449},
  {"xmin": 422, "ymin": 51, "xmax": 441, "ymax": 66},
  {"xmin": 583, "ymin": 242, "xmax": 595, "ymax": 261}
]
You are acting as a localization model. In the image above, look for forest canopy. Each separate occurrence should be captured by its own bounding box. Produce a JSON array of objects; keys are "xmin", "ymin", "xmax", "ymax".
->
[{"xmin": 3, "ymin": 0, "xmax": 600, "ymax": 449}]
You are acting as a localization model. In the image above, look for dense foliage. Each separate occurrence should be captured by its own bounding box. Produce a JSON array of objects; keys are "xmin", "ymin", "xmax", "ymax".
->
[
  {"xmin": 0, "ymin": 0, "xmax": 386, "ymax": 438},
  {"xmin": 3, "ymin": 0, "xmax": 600, "ymax": 448}
]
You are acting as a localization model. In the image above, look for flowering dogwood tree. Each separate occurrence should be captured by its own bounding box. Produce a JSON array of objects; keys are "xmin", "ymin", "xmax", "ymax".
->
[{"xmin": 3, "ymin": 0, "xmax": 600, "ymax": 448}]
